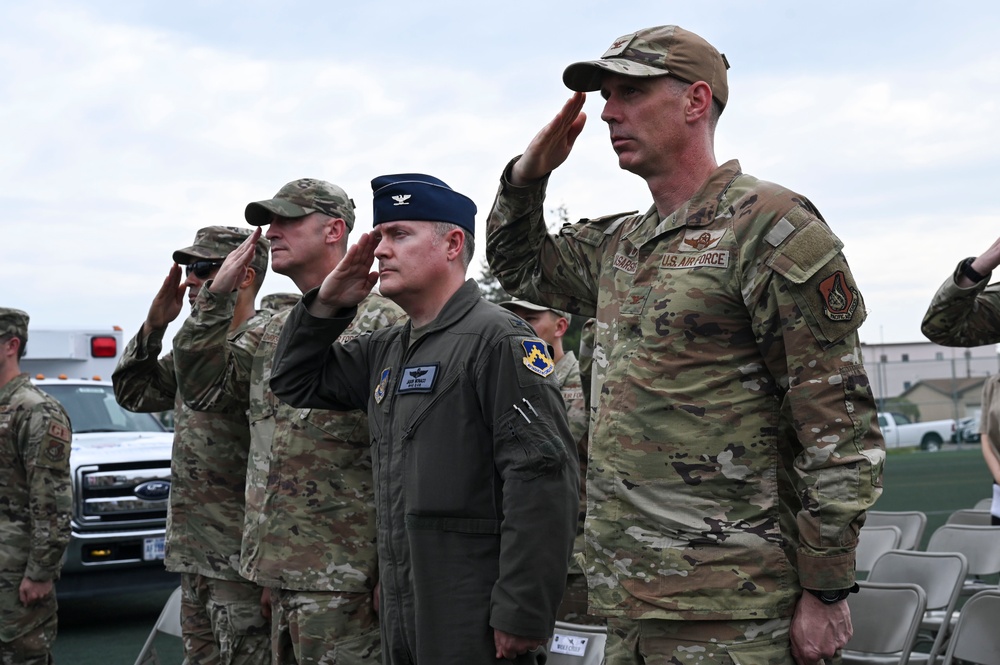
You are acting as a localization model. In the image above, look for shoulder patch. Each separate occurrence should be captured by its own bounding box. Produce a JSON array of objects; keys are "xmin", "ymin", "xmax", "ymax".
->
[
  {"xmin": 521, "ymin": 338, "xmax": 555, "ymax": 377},
  {"xmin": 818, "ymin": 271, "xmax": 860, "ymax": 322}
]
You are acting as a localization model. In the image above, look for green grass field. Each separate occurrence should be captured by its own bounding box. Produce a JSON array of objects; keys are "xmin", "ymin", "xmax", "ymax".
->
[{"xmin": 875, "ymin": 445, "xmax": 993, "ymax": 549}]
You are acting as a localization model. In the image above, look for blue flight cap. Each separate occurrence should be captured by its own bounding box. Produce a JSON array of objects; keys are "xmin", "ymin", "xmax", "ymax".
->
[{"xmin": 371, "ymin": 173, "xmax": 477, "ymax": 236}]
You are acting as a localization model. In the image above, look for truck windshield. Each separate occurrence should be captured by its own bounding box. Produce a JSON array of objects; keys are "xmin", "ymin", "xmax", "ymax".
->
[{"xmin": 37, "ymin": 384, "xmax": 166, "ymax": 434}]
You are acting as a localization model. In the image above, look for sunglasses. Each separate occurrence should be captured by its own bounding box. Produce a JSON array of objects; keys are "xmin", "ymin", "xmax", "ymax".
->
[{"xmin": 184, "ymin": 260, "xmax": 223, "ymax": 279}]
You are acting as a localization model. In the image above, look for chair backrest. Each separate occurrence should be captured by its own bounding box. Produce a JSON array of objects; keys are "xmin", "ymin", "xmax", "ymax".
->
[
  {"xmin": 946, "ymin": 509, "xmax": 993, "ymax": 526},
  {"xmin": 926, "ymin": 525, "xmax": 1000, "ymax": 576},
  {"xmin": 133, "ymin": 586, "xmax": 183, "ymax": 665},
  {"xmin": 844, "ymin": 581, "xmax": 926, "ymax": 664},
  {"xmin": 973, "ymin": 497, "xmax": 992, "ymax": 511},
  {"xmin": 547, "ymin": 621, "xmax": 608, "ymax": 665},
  {"xmin": 865, "ymin": 511, "xmax": 927, "ymax": 550},
  {"xmin": 856, "ymin": 524, "xmax": 902, "ymax": 573},
  {"xmin": 940, "ymin": 589, "xmax": 1000, "ymax": 665},
  {"xmin": 867, "ymin": 550, "xmax": 968, "ymax": 663}
]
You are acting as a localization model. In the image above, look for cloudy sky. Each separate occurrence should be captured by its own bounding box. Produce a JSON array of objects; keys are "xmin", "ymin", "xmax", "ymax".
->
[{"xmin": 4, "ymin": 0, "xmax": 999, "ymax": 348}]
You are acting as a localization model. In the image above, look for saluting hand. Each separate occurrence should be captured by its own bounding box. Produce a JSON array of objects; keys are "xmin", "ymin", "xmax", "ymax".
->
[
  {"xmin": 143, "ymin": 263, "xmax": 186, "ymax": 335},
  {"xmin": 310, "ymin": 232, "xmax": 380, "ymax": 318},
  {"xmin": 208, "ymin": 227, "xmax": 260, "ymax": 295},
  {"xmin": 511, "ymin": 92, "xmax": 588, "ymax": 186}
]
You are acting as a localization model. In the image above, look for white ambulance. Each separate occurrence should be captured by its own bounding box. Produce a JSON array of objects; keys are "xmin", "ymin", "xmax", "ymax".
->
[{"xmin": 23, "ymin": 328, "xmax": 177, "ymax": 598}]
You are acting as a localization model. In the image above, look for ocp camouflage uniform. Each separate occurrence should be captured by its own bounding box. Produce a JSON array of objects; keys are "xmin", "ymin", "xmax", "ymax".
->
[
  {"xmin": 173, "ymin": 288, "xmax": 405, "ymax": 665},
  {"xmin": 486, "ymin": 159, "xmax": 885, "ymax": 627},
  {"xmin": 113, "ymin": 320, "xmax": 271, "ymax": 665},
  {"xmin": 551, "ymin": 350, "xmax": 597, "ymax": 624},
  {"xmin": 0, "ymin": 373, "xmax": 72, "ymax": 665},
  {"xmin": 921, "ymin": 259, "xmax": 1000, "ymax": 346},
  {"xmin": 260, "ymin": 293, "xmax": 301, "ymax": 316}
]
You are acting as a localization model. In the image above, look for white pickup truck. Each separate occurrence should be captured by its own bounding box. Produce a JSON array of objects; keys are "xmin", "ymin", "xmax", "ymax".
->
[
  {"xmin": 22, "ymin": 327, "xmax": 177, "ymax": 598},
  {"xmin": 878, "ymin": 411, "xmax": 956, "ymax": 452}
]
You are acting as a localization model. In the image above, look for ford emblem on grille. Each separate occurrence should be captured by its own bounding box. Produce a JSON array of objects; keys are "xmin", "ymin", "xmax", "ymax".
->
[{"xmin": 134, "ymin": 480, "xmax": 171, "ymax": 501}]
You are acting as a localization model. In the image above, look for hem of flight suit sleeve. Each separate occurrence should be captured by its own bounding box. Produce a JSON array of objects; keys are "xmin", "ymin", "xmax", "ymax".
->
[
  {"xmin": 796, "ymin": 549, "xmax": 856, "ymax": 591},
  {"xmin": 489, "ymin": 609, "xmax": 551, "ymax": 642},
  {"xmin": 136, "ymin": 324, "xmax": 165, "ymax": 356}
]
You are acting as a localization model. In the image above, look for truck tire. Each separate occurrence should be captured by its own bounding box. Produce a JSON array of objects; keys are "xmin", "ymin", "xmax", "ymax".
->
[{"xmin": 921, "ymin": 433, "xmax": 942, "ymax": 452}]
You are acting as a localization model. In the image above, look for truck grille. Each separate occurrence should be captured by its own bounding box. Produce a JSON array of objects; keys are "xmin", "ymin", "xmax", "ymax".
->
[{"xmin": 75, "ymin": 461, "xmax": 171, "ymax": 528}]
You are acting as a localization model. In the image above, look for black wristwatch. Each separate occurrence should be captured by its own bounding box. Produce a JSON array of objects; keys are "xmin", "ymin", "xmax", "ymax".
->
[
  {"xmin": 960, "ymin": 257, "xmax": 987, "ymax": 284},
  {"xmin": 807, "ymin": 583, "xmax": 859, "ymax": 605}
]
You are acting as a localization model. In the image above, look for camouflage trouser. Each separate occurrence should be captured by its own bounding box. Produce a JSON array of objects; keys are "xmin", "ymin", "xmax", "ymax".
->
[
  {"xmin": 605, "ymin": 616, "xmax": 797, "ymax": 665},
  {"xmin": 0, "ymin": 608, "xmax": 56, "ymax": 665},
  {"xmin": 180, "ymin": 573, "xmax": 270, "ymax": 665},
  {"xmin": 556, "ymin": 573, "xmax": 606, "ymax": 627},
  {"xmin": 271, "ymin": 588, "xmax": 380, "ymax": 665}
]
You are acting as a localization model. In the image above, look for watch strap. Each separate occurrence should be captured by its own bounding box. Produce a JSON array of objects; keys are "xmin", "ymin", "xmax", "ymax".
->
[{"xmin": 960, "ymin": 257, "xmax": 987, "ymax": 284}]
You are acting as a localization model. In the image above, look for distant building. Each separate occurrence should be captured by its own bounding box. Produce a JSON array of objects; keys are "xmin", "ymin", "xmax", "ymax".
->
[{"xmin": 862, "ymin": 340, "xmax": 998, "ymax": 419}]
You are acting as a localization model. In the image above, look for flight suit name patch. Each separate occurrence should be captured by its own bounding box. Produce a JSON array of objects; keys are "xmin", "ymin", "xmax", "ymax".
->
[{"xmin": 398, "ymin": 364, "xmax": 439, "ymax": 394}]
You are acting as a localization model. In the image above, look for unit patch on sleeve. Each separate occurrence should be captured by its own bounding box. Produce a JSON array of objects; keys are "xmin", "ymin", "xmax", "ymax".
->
[
  {"xmin": 374, "ymin": 367, "xmax": 391, "ymax": 404},
  {"xmin": 522, "ymin": 339, "xmax": 555, "ymax": 377},
  {"xmin": 398, "ymin": 364, "xmax": 440, "ymax": 394},
  {"xmin": 819, "ymin": 271, "xmax": 859, "ymax": 321}
]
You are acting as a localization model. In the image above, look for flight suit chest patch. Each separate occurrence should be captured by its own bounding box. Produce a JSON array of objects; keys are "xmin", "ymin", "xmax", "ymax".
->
[
  {"xmin": 374, "ymin": 367, "xmax": 391, "ymax": 404},
  {"xmin": 397, "ymin": 364, "xmax": 440, "ymax": 394}
]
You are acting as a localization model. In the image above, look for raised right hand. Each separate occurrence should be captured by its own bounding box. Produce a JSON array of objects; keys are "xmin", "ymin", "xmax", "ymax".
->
[
  {"xmin": 511, "ymin": 92, "xmax": 588, "ymax": 186},
  {"xmin": 209, "ymin": 227, "xmax": 261, "ymax": 294},
  {"xmin": 310, "ymin": 232, "xmax": 380, "ymax": 318},
  {"xmin": 142, "ymin": 263, "xmax": 186, "ymax": 334}
]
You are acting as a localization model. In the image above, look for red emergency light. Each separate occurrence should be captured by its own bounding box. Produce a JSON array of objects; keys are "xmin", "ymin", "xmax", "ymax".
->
[{"xmin": 91, "ymin": 336, "xmax": 118, "ymax": 358}]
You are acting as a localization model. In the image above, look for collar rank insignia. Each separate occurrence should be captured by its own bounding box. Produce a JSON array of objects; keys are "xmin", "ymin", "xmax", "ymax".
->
[
  {"xmin": 392, "ymin": 194, "xmax": 411, "ymax": 206},
  {"xmin": 374, "ymin": 367, "xmax": 391, "ymax": 404},
  {"xmin": 522, "ymin": 338, "xmax": 555, "ymax": 377}
]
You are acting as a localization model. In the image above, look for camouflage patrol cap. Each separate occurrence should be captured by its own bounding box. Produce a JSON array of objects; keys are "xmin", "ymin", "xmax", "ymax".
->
[
  {"xmin": 499, "ymin": 298, "xmax": 571, "ymax": 323},
  {"xmin": 0, "ymin": 307, "xmax": 29, "ymax": 340},
  {"xmin": 563, "ymin": 25, "xmax": 730, "ymax": 111},
  {"xmin": 245, "ymin": 178, "xmax": 356, "ymax": 230},
  {"xmin": 172, "ymin": 226, "xmax": 270, "ymax": 278},
  {"xmin": 260, "ymin": 292, "xmax": 301, "ymax": 315}
]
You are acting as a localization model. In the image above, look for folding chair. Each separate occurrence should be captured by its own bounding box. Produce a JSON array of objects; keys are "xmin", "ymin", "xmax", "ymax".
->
[
  {"xmin": 939, "ymin": 589, "xmax": 1000, "ymax": 665},
  {"xmin": 133, "ymin": 585, "xmax": 184, "ymax": 665},
  {"xmin": 855, "ymin": 524, "xmax": 902, "ymax": 576},
  {"xmin": 843, "ymin": 581, "xmax": 926, "ymax": 665},
  {"xmin": 865, "ymin": 511, "xmax": 927, "ymax": 550},
  {"xmin": 946, "ymin": 509, "xmax": 993, "ymax": 526},
  {"xmin": 861, "ymin": 550, "xmax": 968, "ymax": 665},
  {"xmin": 926, "ymin": 524, "xmax": 1000, "ymax": 597},
  {"xmin": 547, "ymin": 620, "xmax": 608, "ymax": 665},
  {"xmin": 972, "ymin": 497, "xmax": 992, "ymax": 511}
]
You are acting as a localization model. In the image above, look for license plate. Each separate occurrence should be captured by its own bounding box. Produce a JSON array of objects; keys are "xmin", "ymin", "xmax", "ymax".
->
[{"xmin": 143, "ymin": 536, "xmax": 165, "ymax": 561}]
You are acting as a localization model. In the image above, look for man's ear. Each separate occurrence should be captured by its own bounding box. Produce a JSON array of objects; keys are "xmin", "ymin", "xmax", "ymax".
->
[
  {"xmin": 445, "ymin": 227, "xmax": 466, "ymax": 262},
  {"xmin": 554, "ymin": 314, "xmax": 569, "ymax": 338},
  {"xmin": 324, "ymin": 218, "xmax": 348, "ymax": 246},
  {"xmin": 686, "ymin": 81, "xmax": 714, "ymax": 123},
  {"xmin": 240, "ymin": 267, "xmax": 257, "ymax": 290}
]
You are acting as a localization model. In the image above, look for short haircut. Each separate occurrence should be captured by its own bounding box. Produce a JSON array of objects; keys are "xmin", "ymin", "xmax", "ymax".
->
[{"xmin": 432, "ymin": 221, "xmax": 475, "ymax": 268}]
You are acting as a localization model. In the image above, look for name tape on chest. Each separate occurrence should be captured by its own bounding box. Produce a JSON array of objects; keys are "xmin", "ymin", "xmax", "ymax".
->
[
  {"xmin": 661, "ymin": 250, "xmax": 730, "ymax": 270},
  {"xmin": 397, "ymin": 364, "xmax": 440, "ymax": 394}
]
